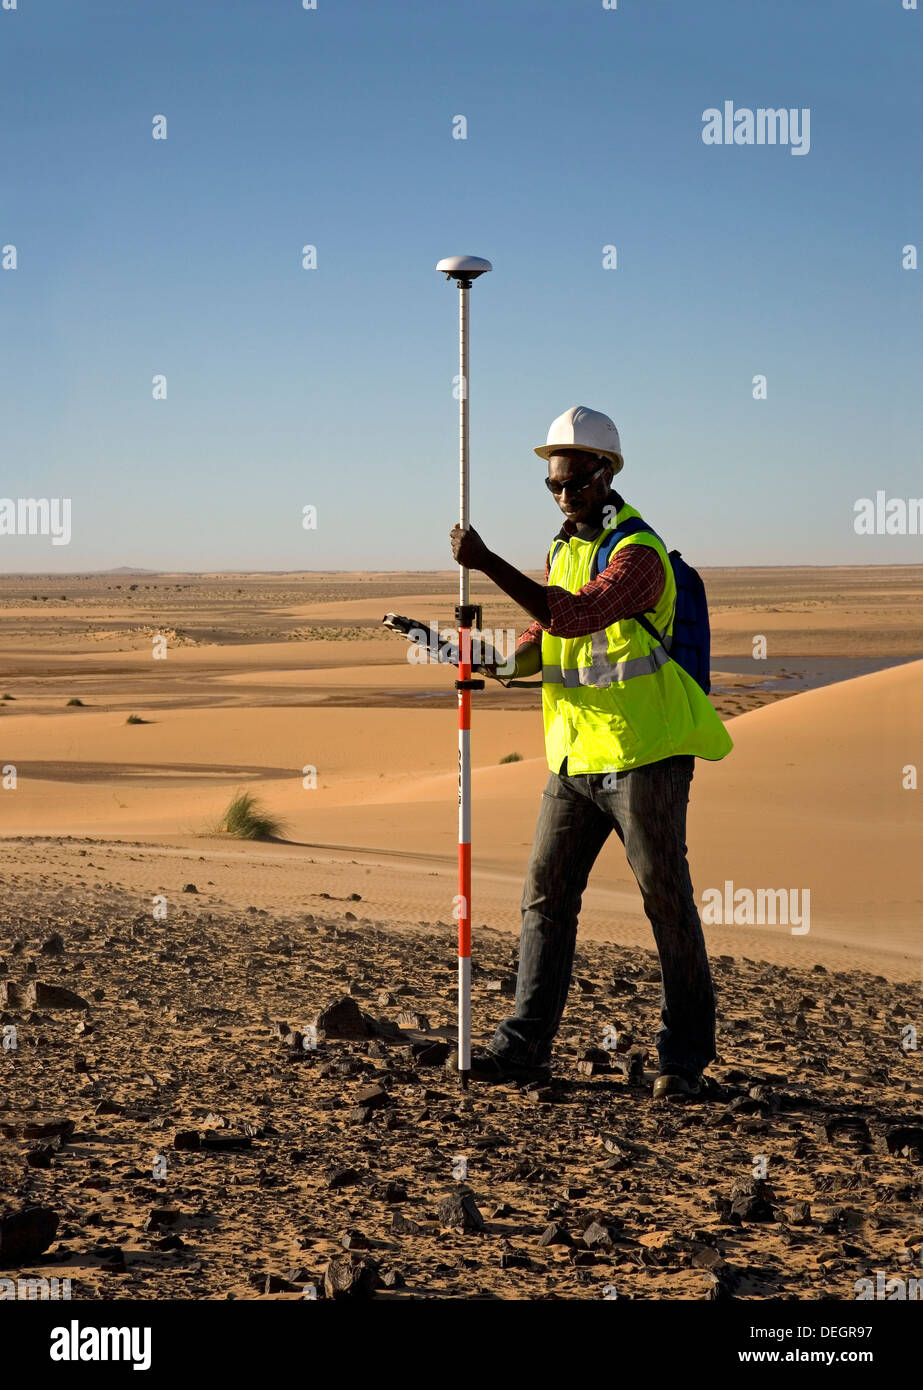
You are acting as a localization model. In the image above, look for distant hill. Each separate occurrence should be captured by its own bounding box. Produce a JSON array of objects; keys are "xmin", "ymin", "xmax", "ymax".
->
[{"xmin": 103, "ymin": 566, "xmax": 160, "ymax": 575}]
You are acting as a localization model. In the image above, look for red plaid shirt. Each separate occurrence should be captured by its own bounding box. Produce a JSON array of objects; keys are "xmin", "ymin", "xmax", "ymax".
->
[{"xmin": 516, "ymin": 520, "xmax": 665, "ymax": 647}]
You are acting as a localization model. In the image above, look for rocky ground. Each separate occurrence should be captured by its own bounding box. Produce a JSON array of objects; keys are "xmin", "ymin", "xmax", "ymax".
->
[{"xmin": 1, "ymin": 876, "xmax": 921, "ymax": 1301}]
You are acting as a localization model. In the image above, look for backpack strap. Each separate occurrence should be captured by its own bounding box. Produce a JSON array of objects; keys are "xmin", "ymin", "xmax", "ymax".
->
[
  {"xmin": 547, "ymin": 516, "xmax": 673, "ymax": 652},
  {"xmin": 594, "ymin": 517, "xmax": 672, "ymax": 650}
]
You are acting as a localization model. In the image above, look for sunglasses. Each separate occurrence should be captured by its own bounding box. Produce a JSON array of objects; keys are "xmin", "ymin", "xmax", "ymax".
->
[{"xmin": 544, "ymin": 464, "xmax": 606, "ymax": 497}]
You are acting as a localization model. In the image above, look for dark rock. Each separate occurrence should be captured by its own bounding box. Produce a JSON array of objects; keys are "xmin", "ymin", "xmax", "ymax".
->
[
  {"xmin": 691, "ymin": 1245, "xmax": 726, "ymax": 1270},
  {"xmin": 0, "ymin": 982, "xmax": 23, "ymax": 1009},
  {"xmin": 314, "ymin": 996, "xmax": 400, "ymax": 1041},
  {"xmin": 380, "ymin": 1268, "xmax": 404, "ymax": 1288},
  {"xmin": 437, "ymin": 1191, "xmax": 484, "ymax": 1232},
  {"xmin": 323, "ymin": 1252, "xmax": 380, "ymax": 1299},
  {"xmin": 144, "ymin": 1208, "xmax": 180, "ymax": 1231},
  {"xmin": 729, "ymin": 1178, "xmax": 776, "ymax": 1222},
  {"xmin": 153, "ymin": 1234, "xmax": 186, "ymax": 1252},
  {"xmin": 885, "ymin": 1126, "xmax": 923, "ymax": 1162},
  {"xmin": 40, "ymin": 933, "xmax": 65, "ymax": 955},
  {"xmin": 814, "ymin": 1115, "xmax": 871, "ymax": 1146},
  {"xmin": 411, "ymin": 1041, "xmax": 450, "ymax": 1067},
  {"xmin": 24, "ymin": 982, "xmax": 89, "ymax": 1011},
  {"xmin": 537, "ymin": 1222, "xmax": 572, "ymax": 1247},
  {"xmin": 355, "ymin": 1084, "xmax": 388, "ymax": 1110},
  {"xmin": 0, "ymin": 1206, "xmax": 59, "ymax": 1265},
  {"xmin": 391, "ymin": 1212, "xmax": 422, "ymax": 1235},
  {"xmin": 200, "ymin": 1132, "xmax": 252, "ymax": 1152},
  {"xmin": 500, "ymin": 1248, "xmax": 534, "ymax": 1269},
  {"xmin": 340, "ymin": 1229, "xmax": 370, "ymax": 1250},
  {"xmin": 182, "ymin": 884, "xmax": 198, "ymax": 894},
  {"xmin": 26, "ymin": 1146, "xmax": 55, "ymax": 1169},
  {"xmin": 582, "ymin": 1221, "xmax": 614, "ymax": 1250},
  {"xmin": 22, "ymin": 1119, "xmax": 75, "ymax": 1141},
  {"xmin": 327, "ymin": 1166, "xmax": 363, "ymax": 1189},
  {"xmin": 173, "ymin": 1130, "xmax": 201, "ymax": 1151},
  {"xmin": 264, "ymin": 1272, "xmax": 299, "ymax": 1293},
  {"xmin": 97, "ymin": 1247, "xmax": 127, "ymax": 1273}
]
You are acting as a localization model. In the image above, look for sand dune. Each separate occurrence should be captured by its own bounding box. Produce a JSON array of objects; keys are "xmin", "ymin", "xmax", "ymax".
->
[{"xmin": 2, "ymin": 653, "xmax": 920, "ymax": 978}]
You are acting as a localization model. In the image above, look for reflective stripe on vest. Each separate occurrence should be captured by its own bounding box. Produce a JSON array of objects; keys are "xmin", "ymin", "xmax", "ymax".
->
[{"xmin": 542, "ymin": 640, "xmax": 672, "ymax": 687}]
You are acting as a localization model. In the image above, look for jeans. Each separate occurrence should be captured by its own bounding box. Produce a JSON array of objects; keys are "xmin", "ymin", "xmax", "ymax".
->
[{"xmin": 489, "ymin": 753, "xmax": 716, "ymax": 1076}]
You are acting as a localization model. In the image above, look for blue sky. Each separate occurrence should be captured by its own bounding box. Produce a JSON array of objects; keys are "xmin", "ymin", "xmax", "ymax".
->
[{"xmin": 1, "ymin": 0, "xmax": 921, "ymax": 572}]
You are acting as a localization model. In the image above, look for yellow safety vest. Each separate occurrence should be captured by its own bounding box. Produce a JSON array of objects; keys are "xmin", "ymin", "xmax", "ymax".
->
[{"xmin": 541, "ymin": 500, "xmax": 734, "ymax": 774}]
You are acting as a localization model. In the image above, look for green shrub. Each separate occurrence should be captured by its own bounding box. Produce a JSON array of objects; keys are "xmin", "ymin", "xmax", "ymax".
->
[
  {"xmin": 212, "ymin": 790, "xmax": 288, "ymax": 841},
  {"xmin": 66, "ymin": 698, "xmax": 84, "ymax": 707},
  {"xmin": 499, "ymin": 751, "xmax": 523, "ymax": 764}
]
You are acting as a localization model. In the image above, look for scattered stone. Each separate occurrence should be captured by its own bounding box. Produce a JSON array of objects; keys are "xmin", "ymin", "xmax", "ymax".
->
[
  {"xmin": 200, "ymin": 1132, "xmax": 252, "ymax": 1152},
  {"xmin": 314, "ymin": 996, "xmax": 399, "ymax": 1041},
  {"xmin": 0, "ymin": 1205, "xmax": 59, "ymax": 1265},
  {"xmin": 397, "ymin": 1010, "xmax": 431, "ymax": 1030},
  {"xmin": 582, "ymin": 1221, "xmax": 614, "ymax": 1251},
  {"xmin": 0, "ymin": 982, "xmax": 23, "ymax": 1009},
  {"xmin": 182, "ymin": 884, "xmax": 198, "ymax": 894},
  {"xmin": 411, "ymin": 1040, "xmax": 450, "ymax": 1067},
  {"xmin": 885, "ymin": 1126, "xmax": 923, "ymax": 1162},
  {"xmin": 24, "ymin": 982, "xmax": 89, "ymax": 1011},
  {"xmin": 340, "ymin": 1229, "xmax": 370, "ymax": 1250},
  {"xmin": 327, "ymin": 1167, "xmax": 363, "ymax": 1189},
  {"xmin": 355, "ymin": 1084, "xmax": 389, "ymax": 1111},
  {"xmin": 40, "ymin": 933, "xmax": 65, "ymax": 955},
  {"xmin": 814, "ymin": 1115, "xmax": 871, "ymax": 1146},
  {"xmin": 537, "ymin": 1223, "xmax": 572, "ymax": 1247},
  {"xmin": 22, "ymin": 1119, "xmax": 75, "ymax": 1141},
  {"xmin": 323, "ymin": 1252, "xmax": 380, "ymax": 1299},
  {"xmin": 173, "ymin": 1130, "xmax": 201, "ymax": 1151},
  {"xmin": 437, "ymin": 1191, "xmax": 484, "ymax": 1232},
  {"xmin": 264, "ymin": 1272, "xmax": 299, "ymax": 1293},
  {"xmin": 153, "ymin": 1234, "xmax": 185, "ymax": 1252},
  {"xmin": 729, "ymin": 1178, "xmax": 776, "ymax": 1222},
  {"xmin": 391, "ymin": 1212, "xmax": 422, "ymax": 1235},
  {"xmin": 144, "ymin": 1209, "xmax": 181, "ymax": 1231},
  {"xmin": 94, "ymin": 1100, "xmax": 124, "ymax": 1116},
  {"xmin": 26, "ymin": 1146, "xmax": 56, "ymax": 1169}
]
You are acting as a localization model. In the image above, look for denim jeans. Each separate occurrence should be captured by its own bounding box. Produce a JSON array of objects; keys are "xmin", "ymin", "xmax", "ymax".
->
[{"xmin": 489, "ymin": 753, "xmax": 716, "ymax": 1075}]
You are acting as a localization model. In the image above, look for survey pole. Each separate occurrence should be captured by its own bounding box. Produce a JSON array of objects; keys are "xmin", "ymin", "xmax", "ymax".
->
[{"xmin": 435, "ymin": 254, "xmax": 492, "ymax": 1089}]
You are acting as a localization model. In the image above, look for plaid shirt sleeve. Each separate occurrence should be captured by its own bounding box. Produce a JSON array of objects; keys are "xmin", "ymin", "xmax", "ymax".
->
[{"xmin": 516, "ymin": 542, "xmax": 665, "ymax": 645}]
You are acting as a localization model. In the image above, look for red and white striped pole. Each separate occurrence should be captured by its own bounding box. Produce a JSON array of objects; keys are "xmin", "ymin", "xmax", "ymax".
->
[{"xmin": 436, "ymin": 255, "xmax": 492, "ymax": 1089}]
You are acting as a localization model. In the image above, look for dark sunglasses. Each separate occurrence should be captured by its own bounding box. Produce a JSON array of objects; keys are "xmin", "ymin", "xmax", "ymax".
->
[{"xmin": 544, "ymin": 464, "xmax": 606, "ymax": 497}]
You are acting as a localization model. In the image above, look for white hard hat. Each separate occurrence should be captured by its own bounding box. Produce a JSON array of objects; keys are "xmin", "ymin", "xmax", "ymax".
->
[{"xmin": 534, "ymin": 405, "xmax": 623, "ymax": 475}]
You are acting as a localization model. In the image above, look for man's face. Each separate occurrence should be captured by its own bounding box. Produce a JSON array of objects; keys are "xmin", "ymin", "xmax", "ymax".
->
[{"xmin": 546, "ymin": 450, "xmax": 614, "ymax": 525}]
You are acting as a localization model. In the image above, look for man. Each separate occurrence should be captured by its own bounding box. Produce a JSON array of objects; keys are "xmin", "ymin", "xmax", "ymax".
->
[{"xmin": 449, "ymin": 405, "xmax": 733, "ymax": 1100}]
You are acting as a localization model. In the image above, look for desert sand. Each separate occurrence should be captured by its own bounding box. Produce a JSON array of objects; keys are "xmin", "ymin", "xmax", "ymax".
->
[{"xmin": 0, "ymin": 566, "xmax": 921, "ymax": 1300}]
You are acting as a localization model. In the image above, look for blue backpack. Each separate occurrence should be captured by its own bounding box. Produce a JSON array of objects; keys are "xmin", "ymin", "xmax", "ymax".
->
[{"xmin": 552, "ymin": 515, "xmax": 712, "ymax": 695}]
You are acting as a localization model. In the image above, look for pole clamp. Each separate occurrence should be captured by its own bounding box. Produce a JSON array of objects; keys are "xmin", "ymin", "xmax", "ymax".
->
[
  {"xmin": 455, "ymin": 678, "xmax": 485, "ymax": 691},
  {"xmin": 456, "ymin": 603, "xmax": 482, "ymax": 629}
]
